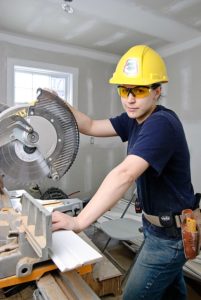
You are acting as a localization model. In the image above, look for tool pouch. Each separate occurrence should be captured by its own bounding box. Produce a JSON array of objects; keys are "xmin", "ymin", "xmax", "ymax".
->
[{"xmin": 181, "ymin": 208, "xmax": 201, "ymax": 260}]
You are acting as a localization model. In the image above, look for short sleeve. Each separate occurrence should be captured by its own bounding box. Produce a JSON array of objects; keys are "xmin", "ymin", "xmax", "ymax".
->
[
  {"xmin": 110, "ymin": 113, "xmax": 130, "ymax": 142},
  {"xmin": 130, "ymin": 114, "xmax": 176, "ymax": 175}
]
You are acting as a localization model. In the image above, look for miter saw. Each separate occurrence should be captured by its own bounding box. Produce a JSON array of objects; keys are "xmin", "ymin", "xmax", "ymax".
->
[{"xmin": 0, "ymin": 89, "xmax": 81, "ymax": 283}]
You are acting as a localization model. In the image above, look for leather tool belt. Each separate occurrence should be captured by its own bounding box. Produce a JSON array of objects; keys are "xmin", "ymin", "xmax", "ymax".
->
[
  {"xmin": 144, "ymin": 208, "xmax": 201, "ymax": 259},
  {"xmin": 143, "ymin": 208, "xmax": 200, "ymax": 229}
]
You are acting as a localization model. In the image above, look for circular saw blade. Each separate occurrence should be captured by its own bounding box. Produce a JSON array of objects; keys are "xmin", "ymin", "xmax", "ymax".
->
[
  {"xmin": 0, "ymin": 140, "xmax": 50, "ymax": 182},
  {"xmin": 0, "ymin": 89, "xmax": 79, "ymax": 184}
]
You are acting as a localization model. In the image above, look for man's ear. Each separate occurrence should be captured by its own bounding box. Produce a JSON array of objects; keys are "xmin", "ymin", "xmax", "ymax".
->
[{"xmin": 155, "ymin": 86, "xmax": 161, "ymax": 100}]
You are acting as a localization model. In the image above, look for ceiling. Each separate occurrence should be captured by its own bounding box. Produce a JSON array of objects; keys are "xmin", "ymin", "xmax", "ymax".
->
[{"xmin": 1, "ymin": 0, "xmax": 201, "ymax": 56}]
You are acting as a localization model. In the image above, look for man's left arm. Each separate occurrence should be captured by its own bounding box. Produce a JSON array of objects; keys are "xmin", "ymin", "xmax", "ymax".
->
[{"xmin": 52, "ymin": 155, "xmax": 149, "ymax": 232}]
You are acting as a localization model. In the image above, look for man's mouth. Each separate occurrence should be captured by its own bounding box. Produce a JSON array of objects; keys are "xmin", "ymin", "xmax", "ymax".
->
[{"xmin": 127, "ymin": 107, "xmax": 138, "ymax": 112}]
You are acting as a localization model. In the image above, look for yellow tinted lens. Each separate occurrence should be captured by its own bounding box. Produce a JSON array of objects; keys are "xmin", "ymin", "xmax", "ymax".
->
[
  {"xmin": 117, "ymin": 86, "xmax": 150, "ymax": 98},
  {"xmin": 117, "ymin": 86, "xmax": 128, "ymax": 97},
  {"xmin": 132, "ymin": 87, "xmax": 150, "ymax": 98}
]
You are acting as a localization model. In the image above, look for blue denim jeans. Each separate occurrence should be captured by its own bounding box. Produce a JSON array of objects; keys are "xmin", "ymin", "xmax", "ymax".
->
[{"xmin": 123, "ymin": 218, "xmax": 187, "ymax": 300}]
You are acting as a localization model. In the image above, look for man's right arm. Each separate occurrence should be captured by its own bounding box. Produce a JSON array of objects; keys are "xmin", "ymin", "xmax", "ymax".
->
[{"xmin": 68, "ymin": 104, "xmax": 117, "ymax": 137}]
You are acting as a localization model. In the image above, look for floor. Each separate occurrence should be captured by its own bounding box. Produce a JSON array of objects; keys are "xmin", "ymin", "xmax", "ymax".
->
[{"xmin": 1, "ymin": 226, "xmax": 201, "ymax": 299}]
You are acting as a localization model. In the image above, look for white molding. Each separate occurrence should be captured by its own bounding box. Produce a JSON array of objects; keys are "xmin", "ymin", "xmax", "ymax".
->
[
  {"xmin": 7, "ymin": 57, "xmax": 79, "ymax": 108},
  {"xmin": 0, "ymin": 31, "xmax": 119, "ymax": 64},
  {"xmin": 50, "ymin": 230, "xmax": 102, "ymax": 272}
]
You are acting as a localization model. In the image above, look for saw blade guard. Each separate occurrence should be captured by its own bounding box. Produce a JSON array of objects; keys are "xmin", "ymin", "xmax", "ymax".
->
[{"xmin": 0, "ymin": 89, "xmax": 79, "ymax": 184}]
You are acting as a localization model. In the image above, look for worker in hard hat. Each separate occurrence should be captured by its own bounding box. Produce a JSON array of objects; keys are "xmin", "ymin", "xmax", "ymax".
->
[{"xmin": 52, "ymin": 45, "xmax": 197, "ymax": 299}]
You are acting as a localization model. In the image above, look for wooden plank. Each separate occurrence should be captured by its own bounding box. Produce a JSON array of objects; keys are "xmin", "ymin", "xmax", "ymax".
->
[
  {"xmin": 37, "ymin": 270, "xmax": 100, "ymax": 300},
  {"xmin": 0, "ymin": 285, "xmax": 35, "ymax": 300},
  {"xmin": 54, "ymin": 273, "xmax": 77, "ymax": 300},
  {"xmin": 59, "ymin": 270, "xmax": 100, "ymax": 300},
  {"xmin": 93, "ymin": 255, "xmax": 122, "ymax": 281},
  {"xmin": 82, "ymin": 258, "xmax": 123, "ymax": 297},
  {"xmin": 37, "ymin": 273, "xmax": 68, "ymax": 300}
]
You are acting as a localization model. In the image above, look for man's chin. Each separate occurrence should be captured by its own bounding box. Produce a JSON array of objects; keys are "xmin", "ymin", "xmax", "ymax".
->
[{"xmin": 127, "ymin": 111, "xmax": 138, "ymax": 119}]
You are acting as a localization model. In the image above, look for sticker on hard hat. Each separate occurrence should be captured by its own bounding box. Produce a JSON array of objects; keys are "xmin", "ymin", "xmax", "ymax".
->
[{"xmin": 123, "ymin": 58, "xmax": 138, "ymax": 76}]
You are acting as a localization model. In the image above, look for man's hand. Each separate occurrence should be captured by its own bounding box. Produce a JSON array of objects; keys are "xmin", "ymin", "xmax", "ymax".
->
[
  {"xmin": 0, "ymin": 175, "xmax": 4, "ymax": 195},
  {"xmin": 52, "ymin": 211, "xmax": 80, "ymax": 233}
]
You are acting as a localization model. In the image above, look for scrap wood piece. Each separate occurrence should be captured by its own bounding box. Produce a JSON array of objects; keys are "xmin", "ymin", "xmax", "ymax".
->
[
  {"xmin": 37, "ymin": 270, "xmax": 100, "ymax": 300},
  {"xmin": 36, "ymin": 273, "xmax": 69, "ymax": 300},
  {"xmin": 82, "ymin": 255, "xmax": 123, "ymax": 297},
  {"xmin": 58, "ymin": 270, "xmax": 100, "ymax": 300}
]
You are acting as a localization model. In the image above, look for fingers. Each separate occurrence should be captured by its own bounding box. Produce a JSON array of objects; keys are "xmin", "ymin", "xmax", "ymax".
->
[
  {"xmin": 52, "ymin": 221, "xmax": 63, "ymax": 232},
  {"xmin": 52, "ymin": 210, "xmax": 63, "ymax": 223},
  {"xmin": 52, "ymin": 211, "xmax": 65, "ymax": 231},
  {"xmin": 51, "ymin": 211, "xmax": 76, "ymax": 232}
]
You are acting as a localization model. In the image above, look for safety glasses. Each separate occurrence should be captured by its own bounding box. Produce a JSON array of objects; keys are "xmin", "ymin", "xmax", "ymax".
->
[{"xmin": 117, "ymin": 85, "xmax": 151, "ymax": 99}]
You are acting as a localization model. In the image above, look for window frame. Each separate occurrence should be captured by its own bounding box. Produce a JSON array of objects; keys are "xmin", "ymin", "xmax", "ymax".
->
[{"xmin": 7, "ymin": 58, "xmax": 78, "ymax": 107}]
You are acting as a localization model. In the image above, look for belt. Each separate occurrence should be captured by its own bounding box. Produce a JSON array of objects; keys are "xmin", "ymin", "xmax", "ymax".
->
[{"xmin": 143, "ymin": 208, "xmax": 200, "ymax": 228}]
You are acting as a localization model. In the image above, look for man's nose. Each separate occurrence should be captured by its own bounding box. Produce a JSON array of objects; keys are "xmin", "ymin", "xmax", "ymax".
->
[{"xmin": 127, "ymin": 92, "xmax": 136, "ymax": 102}]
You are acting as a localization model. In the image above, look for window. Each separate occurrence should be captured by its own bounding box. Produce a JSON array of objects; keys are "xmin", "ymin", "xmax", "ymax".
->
[
  {"xmin": 7, "ymin": 59, "xmax": 78, "ymax": 107},
  {"xmin": 14, "ymin": 66, "xmax": 68, "ymax": 105}
]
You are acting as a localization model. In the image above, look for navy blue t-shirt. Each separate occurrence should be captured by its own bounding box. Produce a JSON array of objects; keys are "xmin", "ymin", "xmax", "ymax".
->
[{"xmin": 110, "ymin": 105, "xmax": 196, "ymax": 216}]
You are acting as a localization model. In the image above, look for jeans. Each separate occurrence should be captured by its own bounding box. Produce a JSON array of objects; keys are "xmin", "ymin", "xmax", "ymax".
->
[{"xmin": 123, "ymin": 222, "xmax": 187, "ymax": 300}]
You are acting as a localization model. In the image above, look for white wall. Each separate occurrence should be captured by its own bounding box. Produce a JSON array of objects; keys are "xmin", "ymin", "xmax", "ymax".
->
[
  {"xmin": 0, "ymin": 41, "xmax": 126, "ymax": 199},
  {"xmin": 162, "ymin": 45, "xmax": 201, "ymax": 193}
]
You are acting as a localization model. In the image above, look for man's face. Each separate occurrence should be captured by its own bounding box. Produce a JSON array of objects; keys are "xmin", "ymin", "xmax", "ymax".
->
[{"xmin": 119, "ymin": 85, "xmax": 161, "ymax": 123}]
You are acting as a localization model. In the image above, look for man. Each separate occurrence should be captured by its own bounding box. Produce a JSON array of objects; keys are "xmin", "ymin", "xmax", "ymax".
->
[{"xmin": 52, "ymin": 45, "xmax": 197, "ymax": 299}]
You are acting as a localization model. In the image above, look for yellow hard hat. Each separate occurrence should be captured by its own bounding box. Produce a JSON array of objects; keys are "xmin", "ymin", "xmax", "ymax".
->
[{"xmin": 109, "ymin": 45, "xmax": 168, "ymax": 86}]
